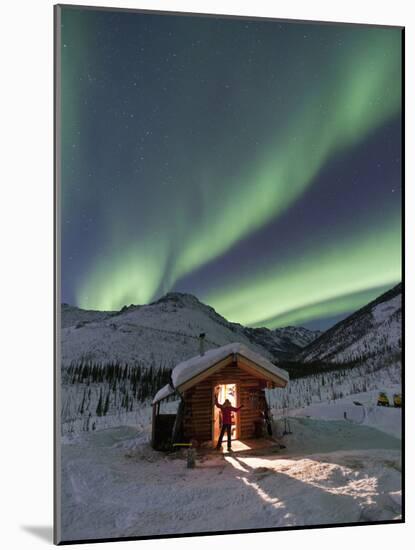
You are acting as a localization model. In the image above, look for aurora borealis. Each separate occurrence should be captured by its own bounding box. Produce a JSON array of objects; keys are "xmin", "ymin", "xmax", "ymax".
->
[{"xmin": 60, "ymin": 7, "xmax": 402, "ymax": 329}]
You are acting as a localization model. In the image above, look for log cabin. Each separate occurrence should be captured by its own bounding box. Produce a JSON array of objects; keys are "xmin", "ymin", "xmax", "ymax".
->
[{"xmin": 151, "ymin": 342, "xmax": 289, "ymax": 450}]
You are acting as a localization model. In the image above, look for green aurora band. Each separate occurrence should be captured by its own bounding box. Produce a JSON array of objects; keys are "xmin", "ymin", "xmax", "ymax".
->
[
  {"xmin": 202, "ymin": 214, "xmax": 401, "ymax": 327},
  {"xmin": 63, "ymin": 17, "xmax": 401, "ymax": 327}
]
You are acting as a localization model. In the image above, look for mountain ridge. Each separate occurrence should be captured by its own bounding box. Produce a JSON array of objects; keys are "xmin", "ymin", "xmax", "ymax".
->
[
  {"xmin": 61, "ymin": 284, "xmax": 401, "ymax": 370},
  {"xmin": 297, "ymin": 283, "xmax": 402, "ymax": 364},
  {"xmin": 60, "ymin": 292, "xmax": 320, "ymax": 367}
]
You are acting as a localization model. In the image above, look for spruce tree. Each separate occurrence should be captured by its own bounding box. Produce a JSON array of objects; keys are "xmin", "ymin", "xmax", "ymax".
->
[
  {"xmin": 103, "ymin": 390, "xmax": 110, "ymax": 416},
  {"xmin": 96, "ymin": 389, "xmax": 103, "ymax": 417}
]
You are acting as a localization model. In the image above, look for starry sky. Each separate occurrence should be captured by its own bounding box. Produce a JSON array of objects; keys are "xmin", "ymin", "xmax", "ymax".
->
[{"xmin": 60, "ymin": 7, "xmax": 402, "ymax": 330}]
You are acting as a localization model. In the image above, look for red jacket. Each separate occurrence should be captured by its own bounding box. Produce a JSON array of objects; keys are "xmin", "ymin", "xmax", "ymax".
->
[{"xmin": 215, "ymin": 401, "xmax": 242, "ymax": 424}]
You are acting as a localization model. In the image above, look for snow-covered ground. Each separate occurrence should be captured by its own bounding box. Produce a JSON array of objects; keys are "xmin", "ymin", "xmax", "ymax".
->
[
  {"xmin": 284, "ymin": 388, "xmax": 402, "ymax": 438},
  {"xmin": 60, "ymin": 389, "xmax": 402, "ymax": 542}
]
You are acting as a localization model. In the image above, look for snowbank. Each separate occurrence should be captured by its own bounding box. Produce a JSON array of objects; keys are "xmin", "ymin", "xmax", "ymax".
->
[{"xmin": 283, "ymin": 388, "xmax": 402, "ymax": 439}]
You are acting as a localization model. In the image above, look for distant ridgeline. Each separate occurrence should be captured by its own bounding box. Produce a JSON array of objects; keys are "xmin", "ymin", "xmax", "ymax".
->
[{"xmin": 281, "ymin": 351, "xmax": 401, "ymax": 380}]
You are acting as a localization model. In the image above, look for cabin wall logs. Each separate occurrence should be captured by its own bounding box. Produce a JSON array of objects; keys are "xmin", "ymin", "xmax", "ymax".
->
[{"xmin": 182, "ymin": 361, "xmax": 267, "ymax": 443}]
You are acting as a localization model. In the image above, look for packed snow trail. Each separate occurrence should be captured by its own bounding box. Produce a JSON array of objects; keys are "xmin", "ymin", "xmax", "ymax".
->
[
  {"xmin": 273, "ymin": 417, "xmax": 401, "ymax": 456},
  {"xmin": 61, "ymin": 417, "xmax": 401, "ymax": 542},
  {"xmin": 284, "ymin": 388, "xmax": 402, "ymax": 438}
]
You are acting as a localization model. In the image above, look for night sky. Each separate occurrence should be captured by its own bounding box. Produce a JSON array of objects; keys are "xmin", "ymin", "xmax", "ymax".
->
[{"xmin": 60, "ymin": 7, "xmax": 402, "ymax": 330}]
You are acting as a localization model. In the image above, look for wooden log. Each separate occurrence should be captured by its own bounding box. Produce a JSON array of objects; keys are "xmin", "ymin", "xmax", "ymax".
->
[
  {"xmin": 192, "ymin": 398, "xmax": 213, "ymax": 402},
  {"xmin": 191, "ymin": 398, "xmax": 212, "ymax": 402}
]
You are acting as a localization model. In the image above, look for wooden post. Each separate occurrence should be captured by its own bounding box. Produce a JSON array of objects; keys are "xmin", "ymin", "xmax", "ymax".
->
[
  {"xmin": 151, "ymin": 404, "xmax": 157, "ymax": 449},
  {"xmin": 187, "ymin": 448, "xmax": 196, "ymax": 468},
  {"xmin": 172, "ymin": 398, "xmax": 184, "ymax": 444},
  {"xmin": 151, "ymin": 402, "xmax": 161, "ymax": 449},
  {"xmin": 236, "ymin": 382, "xmax": 241, "ymax": 440},
  {"xmin": 262, "ymin": 390, "xmax": 273, "ymax": 436}
]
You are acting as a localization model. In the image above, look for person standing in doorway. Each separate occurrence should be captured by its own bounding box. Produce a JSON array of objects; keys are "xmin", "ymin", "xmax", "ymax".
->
[{"xmin": 215, "ymin": 395, "xmax": 243, "ymax": 451}]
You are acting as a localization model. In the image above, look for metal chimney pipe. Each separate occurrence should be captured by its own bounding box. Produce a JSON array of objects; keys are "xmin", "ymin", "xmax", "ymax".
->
[{"xmin": 199, "ymin": 333, "xmax": 206, "ymax": 356}]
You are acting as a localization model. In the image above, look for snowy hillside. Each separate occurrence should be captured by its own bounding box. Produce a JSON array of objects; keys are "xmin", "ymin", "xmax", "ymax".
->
[
  {"xmin": 242, "ymin": 325, "xmax": 320, "ymax": 359},
  {"xmin": 297, "ymin": 284, "xmax": 402, "ymax": 364},
  {"xmin": 274, "ymin": 325, "xmax": 322, "ymax": 348},
  {"xmin": 61, "ymin": 303, "xmax": 114, "ymax": 328},
  {"xmin": 62, "ymin": 293, "xmax": 268, "ymax": 367},
  {"xmin": 61, "ymin": 292, "xmax": 320, "ymax": 367}
]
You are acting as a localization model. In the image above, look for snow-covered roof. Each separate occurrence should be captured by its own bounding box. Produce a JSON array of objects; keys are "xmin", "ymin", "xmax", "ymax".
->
[
  {"xmin": 152, "ymin": 384, "xmax": 175, "ymax": 405},
  {"xmin": 171, "ymin": 342, "xmax": 289, "ymax": 390}
]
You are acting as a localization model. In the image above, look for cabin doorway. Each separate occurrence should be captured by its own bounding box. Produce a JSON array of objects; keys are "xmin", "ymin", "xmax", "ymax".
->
[{"xmin": 213, "ymin": 383, "xmax": 238, "ymax": 446}]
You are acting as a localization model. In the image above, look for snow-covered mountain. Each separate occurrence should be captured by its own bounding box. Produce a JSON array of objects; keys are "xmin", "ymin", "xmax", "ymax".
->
[
  {"xmin": 61, "ymin": 292, "xmax": 320, "ymax": 367},
  {"xmin": 242, "ymin": 325, "xmax": 321, "ymax": 359},
  {"xmin": 273, "ymin": 326, "xmax": 322, "ymax": 348},
  {"xmin": 61, "ymin": 303, "xmax": 114, "ymax": 328},
  {"xmin": 297, "ymin": 284, "xmax": 402, "ymax": 364}
]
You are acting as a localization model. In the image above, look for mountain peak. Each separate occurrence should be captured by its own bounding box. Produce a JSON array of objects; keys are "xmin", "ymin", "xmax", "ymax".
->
[{"xmin": 153, "ymin": 292, "xmax": 202, "ymax": 307}]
